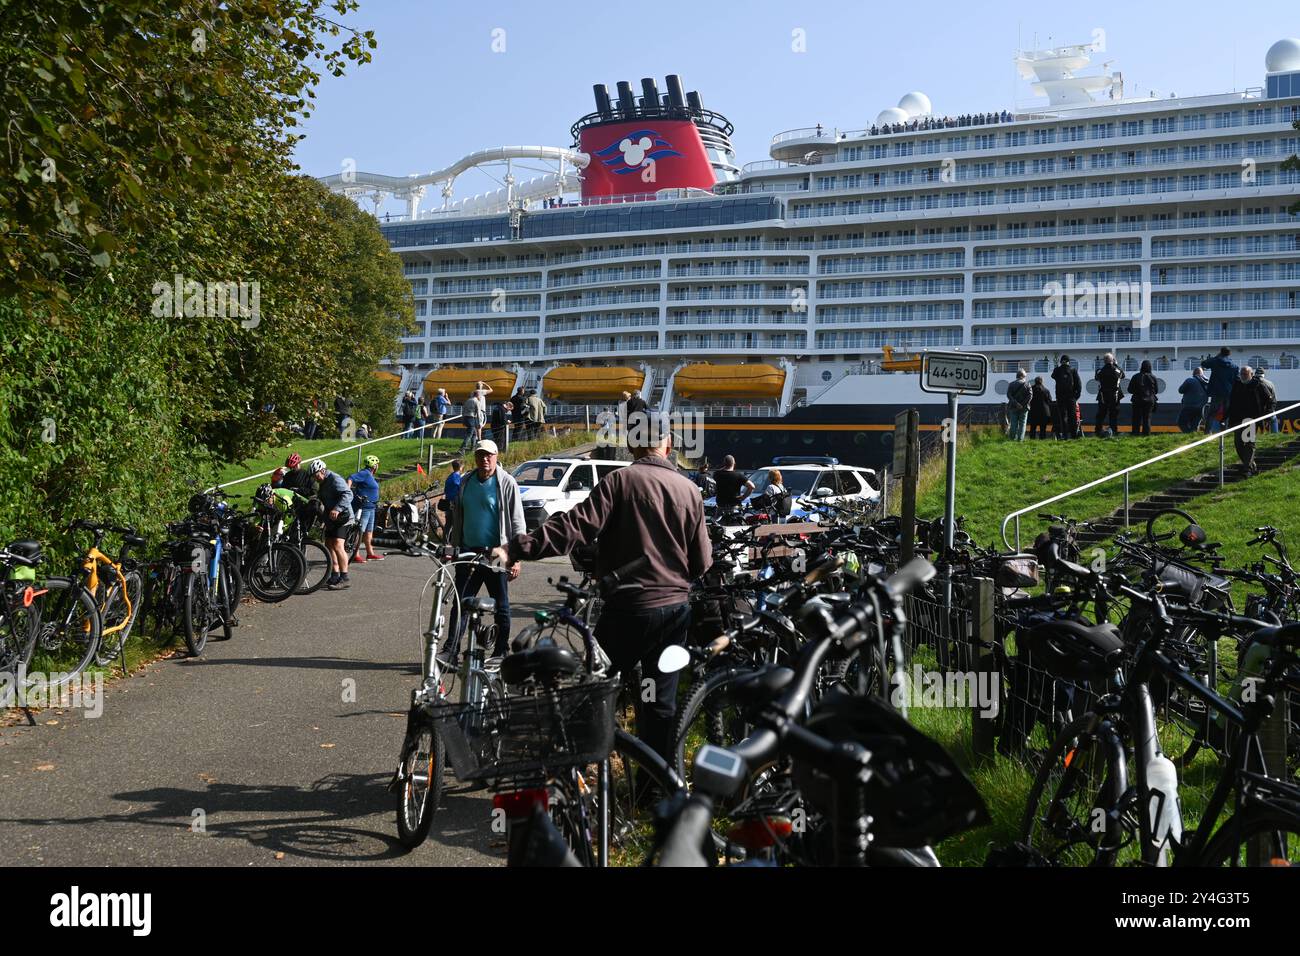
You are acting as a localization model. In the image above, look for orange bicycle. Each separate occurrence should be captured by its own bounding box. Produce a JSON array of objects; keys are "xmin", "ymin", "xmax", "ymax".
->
[{"xmin": 68, "ymin": 520, "xmax": 146, "ymax": 670}]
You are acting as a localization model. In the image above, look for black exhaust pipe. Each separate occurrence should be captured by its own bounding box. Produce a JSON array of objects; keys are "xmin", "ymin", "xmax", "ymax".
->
[
  {"xmin": 665, "ymin": 74, "xmax": 686, "ymax": 112},
  {"xmin": 686, "ymin": 90, "xmax": 703, "ymax": 113},
  {"xmin": 592, "ymin": 84, "xmax": 612, "ymax": 119},
  {"xmin": 616, "ymin": 81, "xmax": 637, "ymax": 118},
  {"xmin": 640, "ymin": 78, "xmax": 660, "ymax": 116}
]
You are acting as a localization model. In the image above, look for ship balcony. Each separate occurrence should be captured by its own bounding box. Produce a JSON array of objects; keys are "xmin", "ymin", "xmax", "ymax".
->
[{"xmin": 544, "ymin": 294, "xmax": 661, "ymax": 312}]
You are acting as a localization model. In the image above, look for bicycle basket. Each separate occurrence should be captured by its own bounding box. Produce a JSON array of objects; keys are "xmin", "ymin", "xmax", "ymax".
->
[{"xmin": 425, "ymin": 678, "xmax": 619, "ymax": 783}]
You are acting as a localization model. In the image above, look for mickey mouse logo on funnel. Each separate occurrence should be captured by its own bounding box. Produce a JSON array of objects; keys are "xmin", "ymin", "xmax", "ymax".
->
[{"xmin": 594, "ymin": 129, "xmax": 683, "ymax": 174}]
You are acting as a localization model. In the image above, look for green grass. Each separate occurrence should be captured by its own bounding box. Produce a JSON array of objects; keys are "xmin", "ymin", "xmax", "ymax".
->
[
  {"xmin": 912, "ymin": 426, "xmax": 1296, "ymax": 551},
  {"xmin": 215, "ymin": 432, "xmax": 462, "ymax": 491},
  {"xmin": 898, "ymin": 432, "xmax": 1300, "ymax": 865}
]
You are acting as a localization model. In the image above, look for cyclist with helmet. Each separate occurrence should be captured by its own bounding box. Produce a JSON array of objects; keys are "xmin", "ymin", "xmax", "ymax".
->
[
  {"xmin": 348, "ymin": 455, "xmax": 384, "ymax": 563},
  {"xmin": 309, "ymin": 458, "xmax": 354, "ymax": 589},
  {"xmin": 275, "ymin": 452, "xmax": 318, "ymax": 532}
]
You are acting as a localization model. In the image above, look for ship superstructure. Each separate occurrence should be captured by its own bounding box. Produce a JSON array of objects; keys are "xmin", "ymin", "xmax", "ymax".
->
[{"xmin": 320, "ymin": 40, "xmax": 1300, "ymax": 465}]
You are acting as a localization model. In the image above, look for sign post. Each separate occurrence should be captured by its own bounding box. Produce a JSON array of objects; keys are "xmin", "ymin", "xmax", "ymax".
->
[
  {"xmin": 919, "ymin": 351, "xmax": 988, "ymax": 607},
  {"xmin": 894, "ymin": 409, "xmax": 920, "ymax": 564}
]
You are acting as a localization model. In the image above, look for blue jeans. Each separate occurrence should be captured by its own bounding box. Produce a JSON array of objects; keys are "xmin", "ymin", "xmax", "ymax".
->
[
  {"xmin": 594, "ymin": 601, "xmax": 691, "ymax": 762},
  {"xmin": 454, "ymin": 563, "xmax": 510, "ymax": 657},
  {"xmin": 1009, "ymin": 407, "xmax": 1028, "ymax": 441}
]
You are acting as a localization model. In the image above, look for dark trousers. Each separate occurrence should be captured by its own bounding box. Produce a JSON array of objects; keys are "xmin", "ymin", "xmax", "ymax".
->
[
  {"xmin": 454, "ymin": 563, "xmax": 511, "ymax": 656},
  {"xmin": 594, "ymin": 601, "xmax": 690, "ymax": 763},
  {"xmin": 1095, "ymin": 396, "xmax": 1120, "ymax": 434},
  {"xmin": 1234, "ymin": 432, "xmax": 1258, "ymax": 473},
  {"xmin": 1131, "ymin": 401, "xmax": 1153, "ymax": 436},
  {"xmin": 1028, "ymin": 420, "xmax": 1049, "ymax": 439},
  {"xmin": 1177, "ymin": 406, "xmax": 1202, "ymax": 433},
  {"xmin": 1052, "ymin": 400, "xmax": 1077, "ymax": 438}
]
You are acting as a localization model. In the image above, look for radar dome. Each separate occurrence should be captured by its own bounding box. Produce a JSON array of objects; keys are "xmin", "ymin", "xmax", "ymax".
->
[
  {"xmin": 898, "ymin": 92, "xmax": 932, "ymax": 117},
  {"xmin": 876, "ymin": 107, "xmax": 909, "ymax": 126},
  {"xmin": 1266, "ymin": 38, "xmax": 1300, "ymax": 73}
]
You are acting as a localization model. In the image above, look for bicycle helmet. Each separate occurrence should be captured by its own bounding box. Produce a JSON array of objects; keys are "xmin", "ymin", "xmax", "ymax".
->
[
  {"xmin": 188, "ymin": 493, "xmax": 211, "ymax": 516},
  {"xmin": 286, "ymin": 453, "xmax": 302, "ymax": 468},
  {"xmin": 255, "ymin": 483, "xmax": 274, "ymax": 502},
  {"xmin": 365, "ymin": 455, "xmax": 380, "ymax": 469},
  {"xmin": 308, "ymin": 458, "xmax": 327, "ymax": 475}
]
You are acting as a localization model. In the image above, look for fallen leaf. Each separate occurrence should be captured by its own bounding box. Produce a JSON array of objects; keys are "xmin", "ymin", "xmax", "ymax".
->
[
  {"xmin": 320, "ymin": 743, "xmax": 335, "ymax": 749},
  {"xmin": 35, "ymin": 764, "xmax": 55, "ymax": 771},
  {"xmin": 274, "ymin": 852, "xmax": 285, "ymax": 860},
  {"xmin": 198, "ymin": 773, "xmax": 217, "ymax": 784},
  {"xmin": 45, "ymin": 720, "xmax": 59, "ymax": 726}
]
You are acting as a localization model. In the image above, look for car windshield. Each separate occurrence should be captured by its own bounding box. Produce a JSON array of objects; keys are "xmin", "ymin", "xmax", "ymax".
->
[
  {"xmin": 512, "ymin": 462, "xmax": 568, "ymax": 486},
  {"xmin": 747, "ymin": 468, "xmax": 819, "ymax": 496}
]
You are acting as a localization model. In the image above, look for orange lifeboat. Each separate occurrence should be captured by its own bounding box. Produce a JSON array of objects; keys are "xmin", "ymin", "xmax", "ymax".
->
[
  {"xmin": 422, "ymin": 368, "xmax": 515, "ymax": 402},
  {"xmin": 673, "ymin": 363, "xmax": 785, "ymax": 400},
  {"xmin": 543, "ymin": 366, "xmax": 645, "ymax": 400}
]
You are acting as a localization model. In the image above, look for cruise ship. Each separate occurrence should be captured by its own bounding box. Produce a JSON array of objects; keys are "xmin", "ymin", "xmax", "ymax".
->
[{"xmin": 320, "ymin": 37, "xmax": 1300, "ymax": 468}]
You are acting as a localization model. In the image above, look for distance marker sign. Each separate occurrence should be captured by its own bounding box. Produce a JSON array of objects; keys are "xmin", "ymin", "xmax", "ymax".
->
[{"xmin": 919, "ymin": 351, "xmax": 989, "ymax": 396}]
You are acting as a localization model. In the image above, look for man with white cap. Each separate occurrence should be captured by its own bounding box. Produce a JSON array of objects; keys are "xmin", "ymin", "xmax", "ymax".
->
[{"xmin": 448, "ymin": 439, "xmax": 524, "ymax": 659}]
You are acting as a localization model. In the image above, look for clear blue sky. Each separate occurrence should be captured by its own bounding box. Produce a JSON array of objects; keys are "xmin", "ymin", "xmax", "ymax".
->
[{"xmin": 295, "ymin": 0, "xmax": 1297, "ymax": 212}]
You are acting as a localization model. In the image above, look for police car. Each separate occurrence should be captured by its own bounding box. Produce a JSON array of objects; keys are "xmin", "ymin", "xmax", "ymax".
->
[
  {"xmin": 705, "ymin": 456, "xmax": 880, "ymax": 522},
  {"xmin": 512, "ymin": 457, "xmax": 631, "ymax": 531}
]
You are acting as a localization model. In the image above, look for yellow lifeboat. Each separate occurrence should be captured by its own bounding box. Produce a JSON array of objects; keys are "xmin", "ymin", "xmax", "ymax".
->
[
  {"xmin": 543, "ymin": 365, "xmax": 645, "ymax": 400},
  {"xmin": 422, "ymin": 368, "xmax": 515, "ymax": 402},
  {"xmin": 673, "ymin": 362, "xmax": 785, "ymax": 400},
  {"xmin": 373, "ymin": 369, "xmax": 402, "ymax": 391}
]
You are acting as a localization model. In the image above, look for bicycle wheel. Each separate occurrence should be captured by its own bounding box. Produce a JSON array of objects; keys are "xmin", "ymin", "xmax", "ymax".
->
[
  {"xmin": 1199, "ymin": 809, "xmax": 1300, "ymax": 866},
  {"xmin": 671, "ymin": 667, "xmax": 759, "ymax": 783},
  {"xmin": 1020, "ymin": 713, "xmax": 1127, "ymax": 867},
  {"xmin": 246, "ymin": 545, "xmax": 305, "ymax": 603},
  {"xmin": 0, "ymin": 590, "xmax": 41, "ymax": 680},
  {"xmin": 182, "ymin": 573, "xmax": 211, "ymax": 656},
  {"xmin": 95, "ymin": 569, "xmax": 143, "ymax": 666},
  {"xmin": 29, "ymin": 577, "xmax": 101, "ymax": 687},
  {"xmin": 344, "ymin": 523, "xmax": 362, "ymax": 563},
  {"xmin": 394, "ymin": 504, "xmax": 421, "ymax": 550},
  {"xmin": 215, "ymin": 564, "xmax": 235, "ymax": 641},
  {"xmin": 294, "ymin": 540, "xmax": 332, "ymax": 595},
  {"xmin": 595, "ymin": 729, "xmax": 685, "ymax": 866},
  {"xmin": 395, "ymin": 710, "xmax": 445, "ymax": 849}
]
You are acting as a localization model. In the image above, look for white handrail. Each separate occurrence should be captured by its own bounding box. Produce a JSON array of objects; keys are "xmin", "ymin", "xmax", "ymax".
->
[
  {"xmin": 216, "ymin": 414, "xmax": 466, "ymax": 491},
  {"xmin": 1000, "ymin": 400, "xmax": 1300, "ymax": 550}
]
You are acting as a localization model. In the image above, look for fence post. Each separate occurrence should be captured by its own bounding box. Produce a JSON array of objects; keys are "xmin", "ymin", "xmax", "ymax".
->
[
  {"xmin": 1249, "ymin": 690, "xmax": 1291, "ymax": 865},
  {"xmin": 971, "ymin": 576, "xmax": 998, "ymax": 762},
  {"xmin": 428, "ymin": 444, "xmax": 434, "ymax": 475},
  {"xmin": 1123, "ymin": 472, "xmax": 1130, "ymax": 528},
  {"xmin": 880, "ymin": 466, "xmax": 889, "ymax": 517}
]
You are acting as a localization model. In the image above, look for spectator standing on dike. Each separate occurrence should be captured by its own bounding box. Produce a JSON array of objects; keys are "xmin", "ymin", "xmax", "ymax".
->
[{"xmin": 1177, "ymin": 367, "xmax": 1210, "ymax": 433}]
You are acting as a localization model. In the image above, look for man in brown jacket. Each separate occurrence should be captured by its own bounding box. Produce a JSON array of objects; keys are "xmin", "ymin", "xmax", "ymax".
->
[{"xmin": 492, "ymin": 413, "xmax": 711, "ymax": 759}]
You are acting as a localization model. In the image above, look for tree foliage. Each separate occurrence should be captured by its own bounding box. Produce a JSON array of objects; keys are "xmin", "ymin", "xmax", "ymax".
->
[{"xmin": 0, "ymin": 1, "xmax": 414, "ymax": 548}]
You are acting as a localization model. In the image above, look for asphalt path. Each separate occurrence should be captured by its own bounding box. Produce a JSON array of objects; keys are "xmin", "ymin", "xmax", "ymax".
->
[{"xmin": 0, "ymin": 548, "xmax": 575, "ymax": 866}]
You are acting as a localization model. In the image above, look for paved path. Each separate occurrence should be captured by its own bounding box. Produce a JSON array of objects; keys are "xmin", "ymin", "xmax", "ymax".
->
[{"xmin": 0, "ymin": 550, "xmax": 572, "ymax": 866}]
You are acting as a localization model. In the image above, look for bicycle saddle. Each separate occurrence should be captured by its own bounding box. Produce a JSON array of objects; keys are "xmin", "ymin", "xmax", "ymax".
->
[
  {"xmin": 1021, "ymin": 618, "xmax": 1125, "ymax": 682},
  {"xmin": 124, "ymin": 535, "xmax": 147, "ymax": 549},
  {"xmin": 730, "ymin": 666, "xmax": 796, "ymax": 707},
  {"xmin": 500, "ymin": 645, "xmax": 581, "ymax": 685},
  {"xmin": 463, "ymin": 597, "xmax": 496, "ymax": 614},
  {"xmin": 5, "ymin": 541, "xmax": 43, "ymax": 564},
  {"xmin": 1248, "ymin": 621, "xmax": 1300, "ymax": 651}
]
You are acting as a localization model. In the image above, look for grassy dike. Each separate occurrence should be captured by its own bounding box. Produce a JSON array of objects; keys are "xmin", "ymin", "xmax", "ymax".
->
[{"xmin": 894, "ymin": 423, "xmax": 1298, "ymax": 864}]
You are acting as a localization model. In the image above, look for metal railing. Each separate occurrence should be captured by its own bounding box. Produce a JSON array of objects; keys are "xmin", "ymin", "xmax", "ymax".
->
[
  {"xmin": 216, "ymin": 414, "xmax": 467, "ymax": 492},
  {"xmin": 1000, "ymin": 400, "xmax": 1300, "ymax": 550}
]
